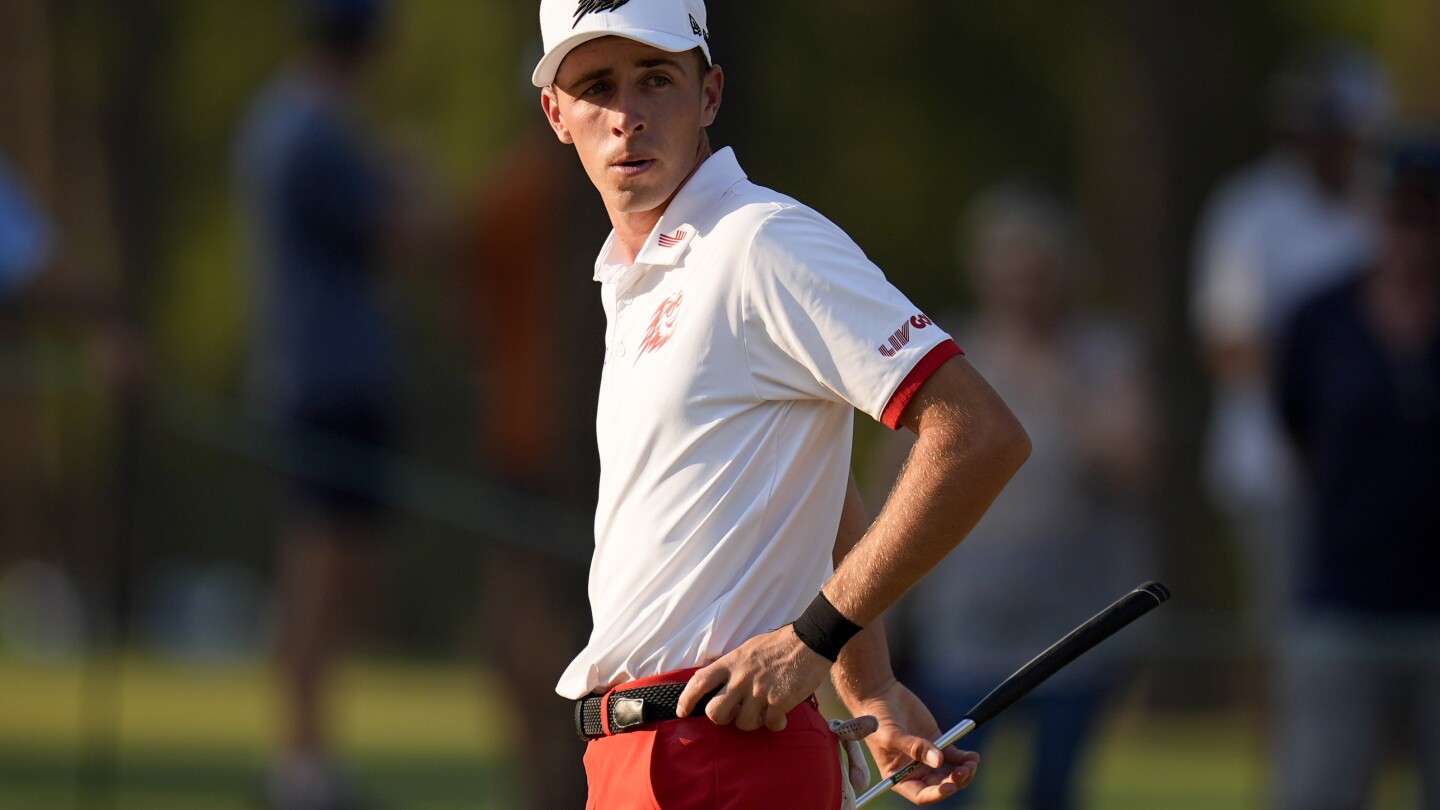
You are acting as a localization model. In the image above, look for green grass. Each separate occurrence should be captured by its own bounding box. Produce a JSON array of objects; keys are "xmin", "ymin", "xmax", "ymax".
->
[
  {"xmin": 0, "ymin": 655, "xmax": 1423, "ymax": 809},
  {"xmin": 0, "ymin": 654, "xmax": 518, "ymax": 810}
]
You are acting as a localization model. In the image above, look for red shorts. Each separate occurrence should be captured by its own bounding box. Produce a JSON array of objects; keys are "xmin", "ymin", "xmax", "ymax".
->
[{"xmin": 583, "ymin": 668, "xmax": 842, "ymax": 809}]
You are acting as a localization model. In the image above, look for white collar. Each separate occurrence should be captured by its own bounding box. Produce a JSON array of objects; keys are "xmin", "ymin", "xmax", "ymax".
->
[{"xmin": 594, "ymin": 147, "xmax": 747, "ymax": 283}]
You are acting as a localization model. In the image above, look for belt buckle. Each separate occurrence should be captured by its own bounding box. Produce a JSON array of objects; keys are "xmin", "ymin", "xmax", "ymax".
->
[{"xmin": 609, "ymin": 696, "xmax": 646, "ymax": 733}]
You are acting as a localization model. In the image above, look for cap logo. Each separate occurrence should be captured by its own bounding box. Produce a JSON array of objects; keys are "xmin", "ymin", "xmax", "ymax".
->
[
  {"xmin": 573, "ymin": 0, "xmax": 631, "ymax": 28},
  {"xmin": 689, "ymin": 13, "xmax": 708, "ymax": 42}
]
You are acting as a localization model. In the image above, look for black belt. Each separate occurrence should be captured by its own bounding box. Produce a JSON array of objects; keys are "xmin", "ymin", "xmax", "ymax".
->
[{"xmin": 574, "ymin": 682, "xmax": 720, "ymax": 741}]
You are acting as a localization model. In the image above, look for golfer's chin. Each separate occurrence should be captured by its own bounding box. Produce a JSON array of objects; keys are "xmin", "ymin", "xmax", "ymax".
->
[{"xmin": 604, "ymin": 178, "xmax": 681, "ymax": 218}]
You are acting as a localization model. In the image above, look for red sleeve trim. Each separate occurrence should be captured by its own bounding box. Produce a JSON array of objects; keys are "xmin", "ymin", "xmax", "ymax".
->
[{"xmin": 880, "ymin": 340, "xmax": 964, "ymax": 430}]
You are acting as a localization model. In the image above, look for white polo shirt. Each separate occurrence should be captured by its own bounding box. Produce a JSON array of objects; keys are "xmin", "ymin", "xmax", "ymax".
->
[{"xmin": 557, "ymin": 147, "xmax": 960, "ymax": 699}]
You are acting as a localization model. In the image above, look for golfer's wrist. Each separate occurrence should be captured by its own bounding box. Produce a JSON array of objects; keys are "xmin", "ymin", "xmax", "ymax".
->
[{"xmin": 792, "ymin": 590, "xmax": 862, "ymax": 662}]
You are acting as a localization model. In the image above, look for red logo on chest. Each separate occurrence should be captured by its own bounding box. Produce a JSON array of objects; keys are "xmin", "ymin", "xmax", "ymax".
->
[{"xmin": 637, "ymin": 291, "xmax": 684, "ymax": 359}]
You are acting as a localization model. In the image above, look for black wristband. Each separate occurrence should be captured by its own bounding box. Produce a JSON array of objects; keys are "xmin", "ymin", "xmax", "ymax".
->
[{"xmin": 791, "ymin": 591, "xmax": 862, "ymax": 662}]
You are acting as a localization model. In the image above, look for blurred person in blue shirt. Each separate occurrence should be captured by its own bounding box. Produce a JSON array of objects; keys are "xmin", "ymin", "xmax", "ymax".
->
[
  {"xmin": 233, "ymin": 1, "xmax": 422, "ymax": 807},
  {"xmin": 1273, "ymin": 132, "xmax": 1440, "ymax": 810},
  {"xmin": 0, "ymin": 156, "xmax": 52, "ymax": 299}
]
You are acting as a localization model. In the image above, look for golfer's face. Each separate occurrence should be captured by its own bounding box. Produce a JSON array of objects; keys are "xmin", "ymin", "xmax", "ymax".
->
[{"xmin": 544, "ymin": 37, "xmax": 718, "ymax": 218}]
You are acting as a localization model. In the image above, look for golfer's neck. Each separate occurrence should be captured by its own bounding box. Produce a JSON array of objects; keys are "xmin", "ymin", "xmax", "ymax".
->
[{"xmin": 609, "ymin": 136, "xmax": 712, "ymax": 264}]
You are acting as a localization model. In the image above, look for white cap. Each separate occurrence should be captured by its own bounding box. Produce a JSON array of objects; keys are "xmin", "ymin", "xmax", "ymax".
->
[{"xmin": 532, "ymin": 0, "xmax": 710, "ymax": 88}]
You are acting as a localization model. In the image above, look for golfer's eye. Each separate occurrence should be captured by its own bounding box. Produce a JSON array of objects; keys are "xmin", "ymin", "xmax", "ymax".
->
[
  {"xmin": 643, "ymin": 73, "xmax": 673, "ymax": 88},
  {"xmin": 582, "ymin": 80, "xmax": 612, "ymax": 97}
]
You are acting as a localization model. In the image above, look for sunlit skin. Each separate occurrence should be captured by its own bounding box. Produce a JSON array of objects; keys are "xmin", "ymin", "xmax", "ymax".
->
[{"xmin": 541, "ymin": 37, "xmax": 723, "ymax": 263}]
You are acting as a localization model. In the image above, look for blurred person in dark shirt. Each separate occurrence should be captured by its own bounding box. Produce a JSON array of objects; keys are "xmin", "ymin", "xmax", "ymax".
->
[
  {"xmin": 1191, "ymin": 44, "xmax": 1391, "ymax": 643},
  {"xmin": 1273, "ymin": 132, "xmax": 1440, "ymax": 810},
  {"xmin": 233, "ymin": 1, "xmax": 422, "ymax": 806}
]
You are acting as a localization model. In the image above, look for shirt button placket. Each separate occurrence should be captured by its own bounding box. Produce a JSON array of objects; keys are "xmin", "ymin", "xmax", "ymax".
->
[{"xmin": 613, "ymin": 279, "xmax": 639, "ymax": 361}]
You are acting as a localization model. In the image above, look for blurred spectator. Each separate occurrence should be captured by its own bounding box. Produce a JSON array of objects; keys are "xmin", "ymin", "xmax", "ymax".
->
[
  {"xmin": 1190, "ymin": 44, "xmax": 1391, "ymax": 638},
  {"xmin": 874, "ymin": 186, "xmax": 1155, "ymax": 810},
  {"xmin": 463, "ymin": 107, "xmax": 609, "ymax": 810},
  {"xmin": 1272, "ymin": 133, "xmax": 1440, "ymax": 810},
  {"xmin": 0, "ymin": 152, "xmax": 58, "ymax": 584},
  {"xmin": 232, "ymin": 1, "xmax": 422, "ymax": 807},
  {"xmin": 0, "ymin": 153, "xmax": 144, "ymax": 399},
  {"xmin": 0, "ymin": 151, "xmax": 144, "ymax": 574},
  {"xmin": 0, "ymin": 154, "xmax": 51, "ymax": 301}
]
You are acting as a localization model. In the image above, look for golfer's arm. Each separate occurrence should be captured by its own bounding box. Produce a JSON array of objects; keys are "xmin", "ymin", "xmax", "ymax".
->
[
  {"xmin": 827, "ymin": 474, "xmax": 902, "ymax": 708},
  {"xmin": 826, "ymin": 355, "xmax": 1029, "ymax": 630}
]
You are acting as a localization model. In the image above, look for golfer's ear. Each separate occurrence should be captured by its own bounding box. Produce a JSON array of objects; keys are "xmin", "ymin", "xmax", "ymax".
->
[
  {"xmin": 540, "ymin": 88, "xmax": 574, "ymax": 145},
  {"xmin": 699, "ymin": 65, "xmax": 723, "ymax": 128}
]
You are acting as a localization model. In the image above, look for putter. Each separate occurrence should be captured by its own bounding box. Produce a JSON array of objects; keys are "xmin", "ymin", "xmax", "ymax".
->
[{"xmin": 854, "ymin": 581, "xmax": 1171, "ymax": 807}]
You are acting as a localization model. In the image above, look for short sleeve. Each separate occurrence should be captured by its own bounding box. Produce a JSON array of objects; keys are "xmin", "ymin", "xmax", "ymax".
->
[{"xmin": 742, "ymin": 205, "xmax": 960, "ymax": 426}]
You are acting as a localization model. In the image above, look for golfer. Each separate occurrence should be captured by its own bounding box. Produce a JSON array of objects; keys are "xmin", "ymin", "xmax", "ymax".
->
[{"xmin": 534, "ymin": 0, "xmax": 1031, "ymax": 805}]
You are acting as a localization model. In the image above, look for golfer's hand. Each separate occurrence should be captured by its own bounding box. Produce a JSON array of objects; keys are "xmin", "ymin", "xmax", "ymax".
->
[
  {"xmin": 676, "ymin": 625, "xmax": 832, "ymax": 732},
  {"xmin": 855, "ymin": 680, "xmax": 979, "ymax": 805}
]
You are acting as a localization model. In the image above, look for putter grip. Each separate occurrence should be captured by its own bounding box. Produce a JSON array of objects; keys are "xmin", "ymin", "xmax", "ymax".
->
[{"xmin": 964, "ymin": 581, "xmax": 1170, "ymax": 728}]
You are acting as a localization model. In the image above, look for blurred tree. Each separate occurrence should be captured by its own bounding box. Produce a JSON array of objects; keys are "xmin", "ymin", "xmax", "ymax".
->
[
  {"xmin": 5, "ymin": 0, "xmax": 1435, "ymax": 664},
  {"xmin": 1377, "ymin": 0, "xmax": 1440, "ymax": 118}
]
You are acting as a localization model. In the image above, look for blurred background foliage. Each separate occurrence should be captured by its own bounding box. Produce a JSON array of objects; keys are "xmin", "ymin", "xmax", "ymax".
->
[{"xmin": 2, "ymin": 0, "xmax": 1440, "ymax": 807}]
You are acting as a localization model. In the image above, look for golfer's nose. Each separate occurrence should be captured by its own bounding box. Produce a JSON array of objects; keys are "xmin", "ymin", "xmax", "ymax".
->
[{"xmin": 610, "ymin": 89, "xmax": 646, "ymax": 137}]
